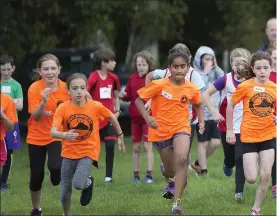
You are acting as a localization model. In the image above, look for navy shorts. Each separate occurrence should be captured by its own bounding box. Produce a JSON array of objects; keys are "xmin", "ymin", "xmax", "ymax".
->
[
  {"xmin": 4, "ymin": 122, "xmax": 21, "ymax": 150},
  {"xmin": 153, "ymin": 132, "xmax": 190, "ymax": 150}
]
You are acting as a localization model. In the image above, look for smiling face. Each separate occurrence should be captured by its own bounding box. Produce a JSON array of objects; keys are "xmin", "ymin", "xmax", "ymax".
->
[{"xmin": 39, "ymin": 60, "xmax": 61, "ymax": 85}]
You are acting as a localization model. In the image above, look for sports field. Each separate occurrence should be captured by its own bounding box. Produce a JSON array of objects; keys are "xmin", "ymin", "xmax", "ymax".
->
[{"xmin": 1, "ymin": 137, "xmax": 276, "ymax": 215}]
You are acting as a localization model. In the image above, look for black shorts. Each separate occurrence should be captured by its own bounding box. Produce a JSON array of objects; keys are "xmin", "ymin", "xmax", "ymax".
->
[
  {"xmin": 99, "ymin": 124, "xmax": 116, "ymax": 141},
  {"xmin": 242, "ymin": 138, "xmax": 276, "ymax": 154},
  {"xmin": 196, "ymin": 120, "xmax": 220, "ymax": 142}
]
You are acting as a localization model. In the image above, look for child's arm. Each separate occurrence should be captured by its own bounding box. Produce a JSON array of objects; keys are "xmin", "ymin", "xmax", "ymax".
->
[
  {"xmin": 0, "ymin": 109, "xmax": 14, "ymax": 131},
  {"xmin": 226, "ymin": 101, "xmax": 236, "ymax": 144},
  {"xmin": 145, "ymin": 71, "xmax": 154, "ymax": 85},
  {"xmin": 192, "ymin": 103, "xmax": 205, "ymax": 134},
  {"xmin": 202, "ymin": 85, "xmax": 224, "ymax": 122},
  {"xmin": 30, "ymin": 88, "xmax": 51, "ymax": 121},
  {"xmin": 50, "ymin": 127, "xmax": 79, "ymax": 140},
  {"xmin": 108, "ymin": 114, "xmax": 126, "ymax": 152},
  {"xmin": 13, "ymin": 99, "xmax": 23, "ymax": 111},
  {"xmin": 135, "ymin": 97, "xmax": 157, "ymax": 129},
  {"xmin": 113, "ymin": 90, "xmax": 120, "ymax": 118}
]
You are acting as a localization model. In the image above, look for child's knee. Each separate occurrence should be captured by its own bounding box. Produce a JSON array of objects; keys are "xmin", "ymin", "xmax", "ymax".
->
[
  {"xmin": 143, "ymin": 142, "xmax": 152, "ymax": 152},
  {"xmin": 176, "ymin": 154, "xmax": 188, "ymax": 166},
  {"xmin": 133, "ymin": 144, "xmax": 141, "ymax": 154},
  {"xmin": 245, "ymin": 174, "xmax": 257, "ymax": 184}
]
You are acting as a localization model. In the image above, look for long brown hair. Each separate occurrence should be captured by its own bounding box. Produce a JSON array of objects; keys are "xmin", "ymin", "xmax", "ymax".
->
[{"xmin": 33, "ymin": 54, "xmax": 61, "ymax": 81}]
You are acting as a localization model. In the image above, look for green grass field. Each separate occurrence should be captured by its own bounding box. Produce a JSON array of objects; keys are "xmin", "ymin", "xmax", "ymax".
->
[{"xmin": 1, "ymin": 137, "xmax": 276, "ymax": 215}]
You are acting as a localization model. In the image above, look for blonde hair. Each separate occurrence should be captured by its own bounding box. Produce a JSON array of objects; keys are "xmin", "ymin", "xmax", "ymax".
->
[
  {"xmin": 33, "ymin": 54, "xmax": 61, "ymax": 81},
  {"xmin": 229, "ymin": 48, "xmax": 251, "ymax": 65},
  {"xmin": 131, "ymin": 50, "xmax": 154, "ymax": 73}
]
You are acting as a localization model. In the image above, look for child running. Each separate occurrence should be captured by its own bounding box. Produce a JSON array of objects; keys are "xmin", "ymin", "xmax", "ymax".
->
[
  {"xmin": 269, "ymin": 44, "xmax": 276, "ymax": 198},
  {"xmin": 136, "ymin": 50, "xmax": 205, "ymax": 215},
  {"xmin": 226, "ymin": 51, "xmax": 276, "ymax": 215},
  {"xmin": 0, "ymin": 54, "xmax": 23, "ymax": 191},
  {"xmin": 190, "ymin": 46, "xmax": 224, "ymax": 176},
  {"xmin": 202, "ymin": 48, "xmax": 253, "ymax": 202},
  {"xmin": 50, "ymin": 73, "xmax": 125, "ymax": 216},
  {"xmin": 87, "ymin": 48, "xmax": 120, "ymax": 183},
  {"xmin": 121, "ymin": 51, "xmax": 155, "ymax": 183},
  {"xmin": 0, "ymin": 93, "xmax": 17, "ymax": 176},
  {"xmin": 26, "ymin": 54, "xmax": 71, "ymax": 216}
]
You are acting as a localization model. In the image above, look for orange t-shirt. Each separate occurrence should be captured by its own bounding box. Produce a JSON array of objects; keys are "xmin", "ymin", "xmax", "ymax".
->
[
  {"xmin": 52, "ymin": 99, "xmax": 112, "ymax": 161},
  {"xmin": 0, "ymin": 93, "xmax": 17, "ymax": 139},
  {"xmin": 137, "ymin": 78, "xmax": 201, "ymax": 142},
  {"xmin": 231, "ymin": 78, "xmax": 277, "ymax": 143},
  {"xmin": 27, "ymin": 79, "xmax": 71, "ymax": 145}
]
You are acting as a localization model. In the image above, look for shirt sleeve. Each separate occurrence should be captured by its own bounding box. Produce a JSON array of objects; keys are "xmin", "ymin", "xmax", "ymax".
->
[
  {"xmin": 137, "ymin": 80, "xmax": 161, "ymax": 101},
  {"xmin": 153, "ymin": 69, "xmax": 167, "ymax": 80},
  {"xmin": 190, "ymin": 88, "xmax": 201, "ymax": 105},
  {"xmin": 52, "ymin": 105, "xmax": 65, "ymax": 128},
  {"xmin": 87, "ymin": 74, "xmax": 96, "ymax": 93},
  {"xmin": 28, "ymin": 86, "xmax": 41, "ymax": 114},
  {"xmin": 213, "ymin": 75, "xmax": 226, "ymax": 91},
  {"xmin": 231, "ymin": 84, "xmax": 247, "ymax": 105},
  {"xmin": 15, "ymin": 82, "xmax": 24, "ymax": 99},
  {"xmin": 5, "ymin": 98, "xmax": 17, "ymax": 122},
  {"xmin": 97, "ymin": 103, "xmax": 113, "ymax": 121},
  {"xmin": 191, "ymin": 71, "xmax": 206, "ymax": 90}
]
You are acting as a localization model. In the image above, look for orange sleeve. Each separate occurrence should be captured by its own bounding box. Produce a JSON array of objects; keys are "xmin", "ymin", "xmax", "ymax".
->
[
  {"xmin": 231, "ymin": 84, "xmax": 247, "ymax": 105},
  {"xmin": 137, "ymin": 81, "xmax": 161, "ymax": 101},
  {"xmin": 5, "ymin": 98, "xmax": 17, "ymax": 123},
  {"xmin": 97, "ymin": 103, "xmax": 113, "ymax": 121},
  {"xmin": 52, "ymin": 104, "xmax": 65, "ymax": 129},
  {"xmin": 190, "ymin": 88, "xmax": 201, "ymax": 105},
  {"xmin": 28, "ymin": 86, "xmax": 41, "ymax": 114}
]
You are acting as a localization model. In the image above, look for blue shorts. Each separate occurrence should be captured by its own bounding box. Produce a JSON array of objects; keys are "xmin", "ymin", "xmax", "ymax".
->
[
  {"xmin": 153, "ymin": 132, "xmax": 190, "ymax": 150},
  {"xmin": 4, "ymin": 122, "xmax": 22, "ymax": 150}
]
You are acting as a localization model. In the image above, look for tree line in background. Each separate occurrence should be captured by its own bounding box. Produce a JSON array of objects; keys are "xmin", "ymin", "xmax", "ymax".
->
[{"xmin": 0, "ymin": 0, "xmax": 275, "ymax": 72}]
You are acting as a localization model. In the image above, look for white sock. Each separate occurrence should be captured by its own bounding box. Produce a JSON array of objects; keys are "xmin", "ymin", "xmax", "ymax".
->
[{"xmin": 105, "ymin": 177, "xmax": 112, "ymax": 182}]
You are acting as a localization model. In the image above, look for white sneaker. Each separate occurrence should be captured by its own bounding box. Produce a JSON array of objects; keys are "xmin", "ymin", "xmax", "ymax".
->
[{"xmin": 105, "ymin": 177, "xmax": 112, "ymax": 183}]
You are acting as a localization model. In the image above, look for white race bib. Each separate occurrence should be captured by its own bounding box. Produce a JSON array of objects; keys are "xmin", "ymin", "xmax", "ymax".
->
[
  {"xmin": 100, "ymin": 87, "xmax": 112, "ymax": 99},
  {"xmin": 253, "ymin": 86, "xmax": 265, "ymax": 92},
  {"xmin": 162, "ymin": 90, "xmax": 172, "ymax": 100},
  {"xmin": 1, "ymin": 86, "xmax": 11, "ymax": 94}
]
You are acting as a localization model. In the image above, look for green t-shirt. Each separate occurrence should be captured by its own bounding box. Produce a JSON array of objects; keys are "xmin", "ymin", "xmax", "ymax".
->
[{"xmin": 1, "ymin": 78, "xmax": 23, "ymax": 99}]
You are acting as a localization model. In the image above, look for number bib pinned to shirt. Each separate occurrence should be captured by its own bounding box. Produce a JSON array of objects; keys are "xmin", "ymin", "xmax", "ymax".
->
[{"xmin": 100, "ymin": 87, "xmax": 112, "ymax": 99}]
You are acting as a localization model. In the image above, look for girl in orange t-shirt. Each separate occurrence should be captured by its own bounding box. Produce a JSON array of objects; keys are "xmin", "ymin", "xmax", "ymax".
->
[
  {"xmin": 226, "ymin": 51, "xmax": 277, "ymax": 215},
  {"xmin": 26, "ymin": 54, "xmax": 71, "ymax": 216},
  {"xmin": 136, "ymin": 50, "xmax": 205, "ymax": 215},
  {"xmin": 51, "ymin": 73, "xmax": 125, "ymax": 216}
]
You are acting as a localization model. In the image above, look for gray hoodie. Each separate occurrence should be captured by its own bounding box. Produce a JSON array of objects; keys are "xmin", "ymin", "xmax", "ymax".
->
[{"xmin": 193, "ymin": 46, "xmax": 224, "ymax": 120}]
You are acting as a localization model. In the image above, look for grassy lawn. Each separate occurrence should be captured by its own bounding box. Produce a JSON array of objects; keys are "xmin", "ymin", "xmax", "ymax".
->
[{"xmin": 1, "ymin": 137, "xmax": 276, "ymax": 215}]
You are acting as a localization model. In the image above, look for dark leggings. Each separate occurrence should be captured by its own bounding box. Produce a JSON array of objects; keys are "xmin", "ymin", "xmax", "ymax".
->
[
  {"xmin": 1, "ymin": 149, "xmax": 13, "ymax": 184},
  {"xmin": 28, "ymin": 141, "xmax": 62, "ymax": 191},
  {"xmin": 272, "ymin": 148, "xmax": 276, "ymax": 186},
  {"xmin": 221, "ymin": 132, "xmax": 245, "ymax": 193},
  {"xmin": 105, "ymin": 140, "xmax": 115, "ymax": 178}
]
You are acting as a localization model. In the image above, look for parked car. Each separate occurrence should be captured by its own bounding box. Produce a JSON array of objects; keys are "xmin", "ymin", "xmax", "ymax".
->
[{"xmin": 15, "ymin": 48, "xmax": 131, "ymax": 135}]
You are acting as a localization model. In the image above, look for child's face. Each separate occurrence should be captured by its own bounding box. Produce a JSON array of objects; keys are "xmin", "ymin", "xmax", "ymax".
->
[
  {"xmin": 136, "ymin": 57, "xmax": 149, "ymax": 76},
  {"xmin": 0, "ymin": 63, "xmax": 15, "ymax": 81},
  {"xmin": 168, "ymin": 57, "xmax": 188, "ymax": 81},
  {"xmin": 69, "ymin": 78, "xmax": 87, "ymax": 102},
  {"xmin": 271, "ymin": 50, "xmax": 277, "ymax": 69},
  {"xmin": 252, "ymin": 59, "xmax": 272, "ymax": 82},
  {"xmin": 201, "ymin": 54, "xmax": 214, "ymax": 68},
  {"xmin": 231, "ymin": 57, "xmax": 248, "ymax": 73},
  {"xmin": 39, "ymin": 60, "xmax": 60, "ymax": 85},
  {"xmin": 103, "ymin": 60, "xmax": 116, "ymax": 71}
]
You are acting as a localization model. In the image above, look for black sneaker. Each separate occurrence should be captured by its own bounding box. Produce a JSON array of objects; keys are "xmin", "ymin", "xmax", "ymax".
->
[
  {"xmin": 80, "ymin": 176, "xmax": 94, "ymax": 206},
  {"xmin": 31, "ymin": 208, "xmax": 42, "ymax": 216}
]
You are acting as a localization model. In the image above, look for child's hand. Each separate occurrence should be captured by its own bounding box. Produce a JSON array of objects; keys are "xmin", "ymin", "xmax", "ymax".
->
[
  {"xmin": 41, "ymin": 88, "xmax": 52, "ymax": 102},
  {"xmin": 198, "ymin": 121, "xmax": 205, "ymax": 135},
  {"xmin": 64, "ymin": 129, "xmax": 79, "ymax": 140},
  {"xmin": 226, "ymin": 130, "xmax": 236, "ymax": 144},
  {"xmin": 211, "ymin": 111, "xmax": 225, "ymax": 123},
  {"xmin": 204, "ymin": 60, "xmax": 213, "ymax": 73},
  {"xmin": 117, "ymin": 134, "xmax": 126, "ymax": 152},
  {"xmin": 146, "ymin": 115, "xmax": 158, "ymax": 129}
]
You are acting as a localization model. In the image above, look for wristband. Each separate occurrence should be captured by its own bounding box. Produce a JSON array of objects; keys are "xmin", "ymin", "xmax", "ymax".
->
[
  {"xmin": 115, "ymin": 110, "xmax": 121, "ymax": 114},
  {"xmin": 117, "ymin": 132, "xmax": 123, "ymax": 137}
]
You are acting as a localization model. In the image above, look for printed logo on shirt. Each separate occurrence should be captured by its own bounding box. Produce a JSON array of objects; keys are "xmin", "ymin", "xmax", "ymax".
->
[
  {"xmin": 180, "ymin": 95, "xmax": 188, "ymax": 104},
  {"xmin": 67, "ymin": 114, "xmax": 93, "ymax": 140},
  {"xmin": 253, "ymin": 86, "xmax": 265, "ymax": 92},
  {"xmin": 162, "ymin": 90, "xmax": 172, "ymax": 100},
  {"xmin": 249, "ymin": 92, "xmax": 274, "ymax": 117}
]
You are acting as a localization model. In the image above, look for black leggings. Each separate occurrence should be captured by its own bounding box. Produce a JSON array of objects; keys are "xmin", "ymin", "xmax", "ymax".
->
[
  {"xmin": 221, "ymin": 132, "xmax": 245, "ymax": 193},
  {"xmin": 272, "ymin": 146, "xmax": 276, "ymax": 186},
  {"xmin": 28, "ymin": 141, "xmax": 62, "ymax": 191},
  {"xmin": 1, "ymin": 149, "xmax": 13, "ymax": 184}
]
